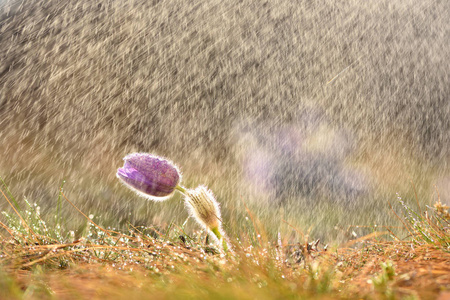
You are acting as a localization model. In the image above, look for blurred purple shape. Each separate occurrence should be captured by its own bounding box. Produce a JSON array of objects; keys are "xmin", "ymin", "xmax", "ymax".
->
[
  {"xmin": 117, "ymin": 153, "xmax": 181, "ymax": 200},
  {"xmin": 239, "ymin": 108, "xmax": 369, "ymax": 205}
]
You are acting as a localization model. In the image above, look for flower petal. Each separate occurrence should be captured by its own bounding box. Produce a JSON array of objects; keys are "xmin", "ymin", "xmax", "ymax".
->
[{"xmin": 117, "ymin": 153, "xmax": 181, "ymax": 200}]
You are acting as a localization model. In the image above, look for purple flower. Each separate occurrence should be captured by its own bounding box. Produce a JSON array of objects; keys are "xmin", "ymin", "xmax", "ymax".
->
[{"xmin": 117, "ymin": 153, "xmax": 181, "ymax": 200}]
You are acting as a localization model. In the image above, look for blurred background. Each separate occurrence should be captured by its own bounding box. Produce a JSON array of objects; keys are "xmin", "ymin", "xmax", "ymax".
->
[{"xmin": 0, "ymin": 0, "xmax": 449, "ymax": 243}]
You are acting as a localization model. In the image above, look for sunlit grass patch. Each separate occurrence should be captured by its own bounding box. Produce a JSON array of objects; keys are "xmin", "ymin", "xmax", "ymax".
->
[
  {"xmin": 390, "ymin": 193, "xmax": 450, "ymax": 250},
  {"xmin": 0, "ymin": 181, "xmax": 449, "ymax": 299}
]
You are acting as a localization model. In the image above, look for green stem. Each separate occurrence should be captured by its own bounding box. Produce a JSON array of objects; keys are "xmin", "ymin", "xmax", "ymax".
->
[
  {"xmin": 211, "ymin": 227, "xmax": 228, "ymax": 252},
  {"xmin": 211, "ymin": 227, "xmax": 222, "ymax": 240},
  {"xmin": 175, "ymin": 185, "xmax": 187, "ymax": 194}
]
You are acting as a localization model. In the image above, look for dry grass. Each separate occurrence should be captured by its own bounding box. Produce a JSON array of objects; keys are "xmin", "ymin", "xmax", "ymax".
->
[
  {"xmin": 1, "ymin": 222, "xmax": 449, "ymax": 299},
  {"xmin": 1, "ymin": 184, "xmax": 449, "ymax": 299}
]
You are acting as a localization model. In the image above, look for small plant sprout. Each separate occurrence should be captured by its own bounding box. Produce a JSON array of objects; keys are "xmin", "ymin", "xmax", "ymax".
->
[{"xmin": 117, "ymin": 153, "xmax": 228, "ymax": 250}]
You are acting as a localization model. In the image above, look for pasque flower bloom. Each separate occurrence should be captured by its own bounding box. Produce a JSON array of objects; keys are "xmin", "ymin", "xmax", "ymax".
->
[{"xmin": 116, "ymin": 153, "xmax": 181, "ymax": 200}]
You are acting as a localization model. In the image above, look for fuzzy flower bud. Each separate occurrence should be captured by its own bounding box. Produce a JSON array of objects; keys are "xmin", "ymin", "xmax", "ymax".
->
[
  {"xmin": 117, "ymin": 153, "xmax": 181, "ymax": 200},
  {"xmin": 185, "ymin": 185, "xmax": 224, "ymax": 242}
]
